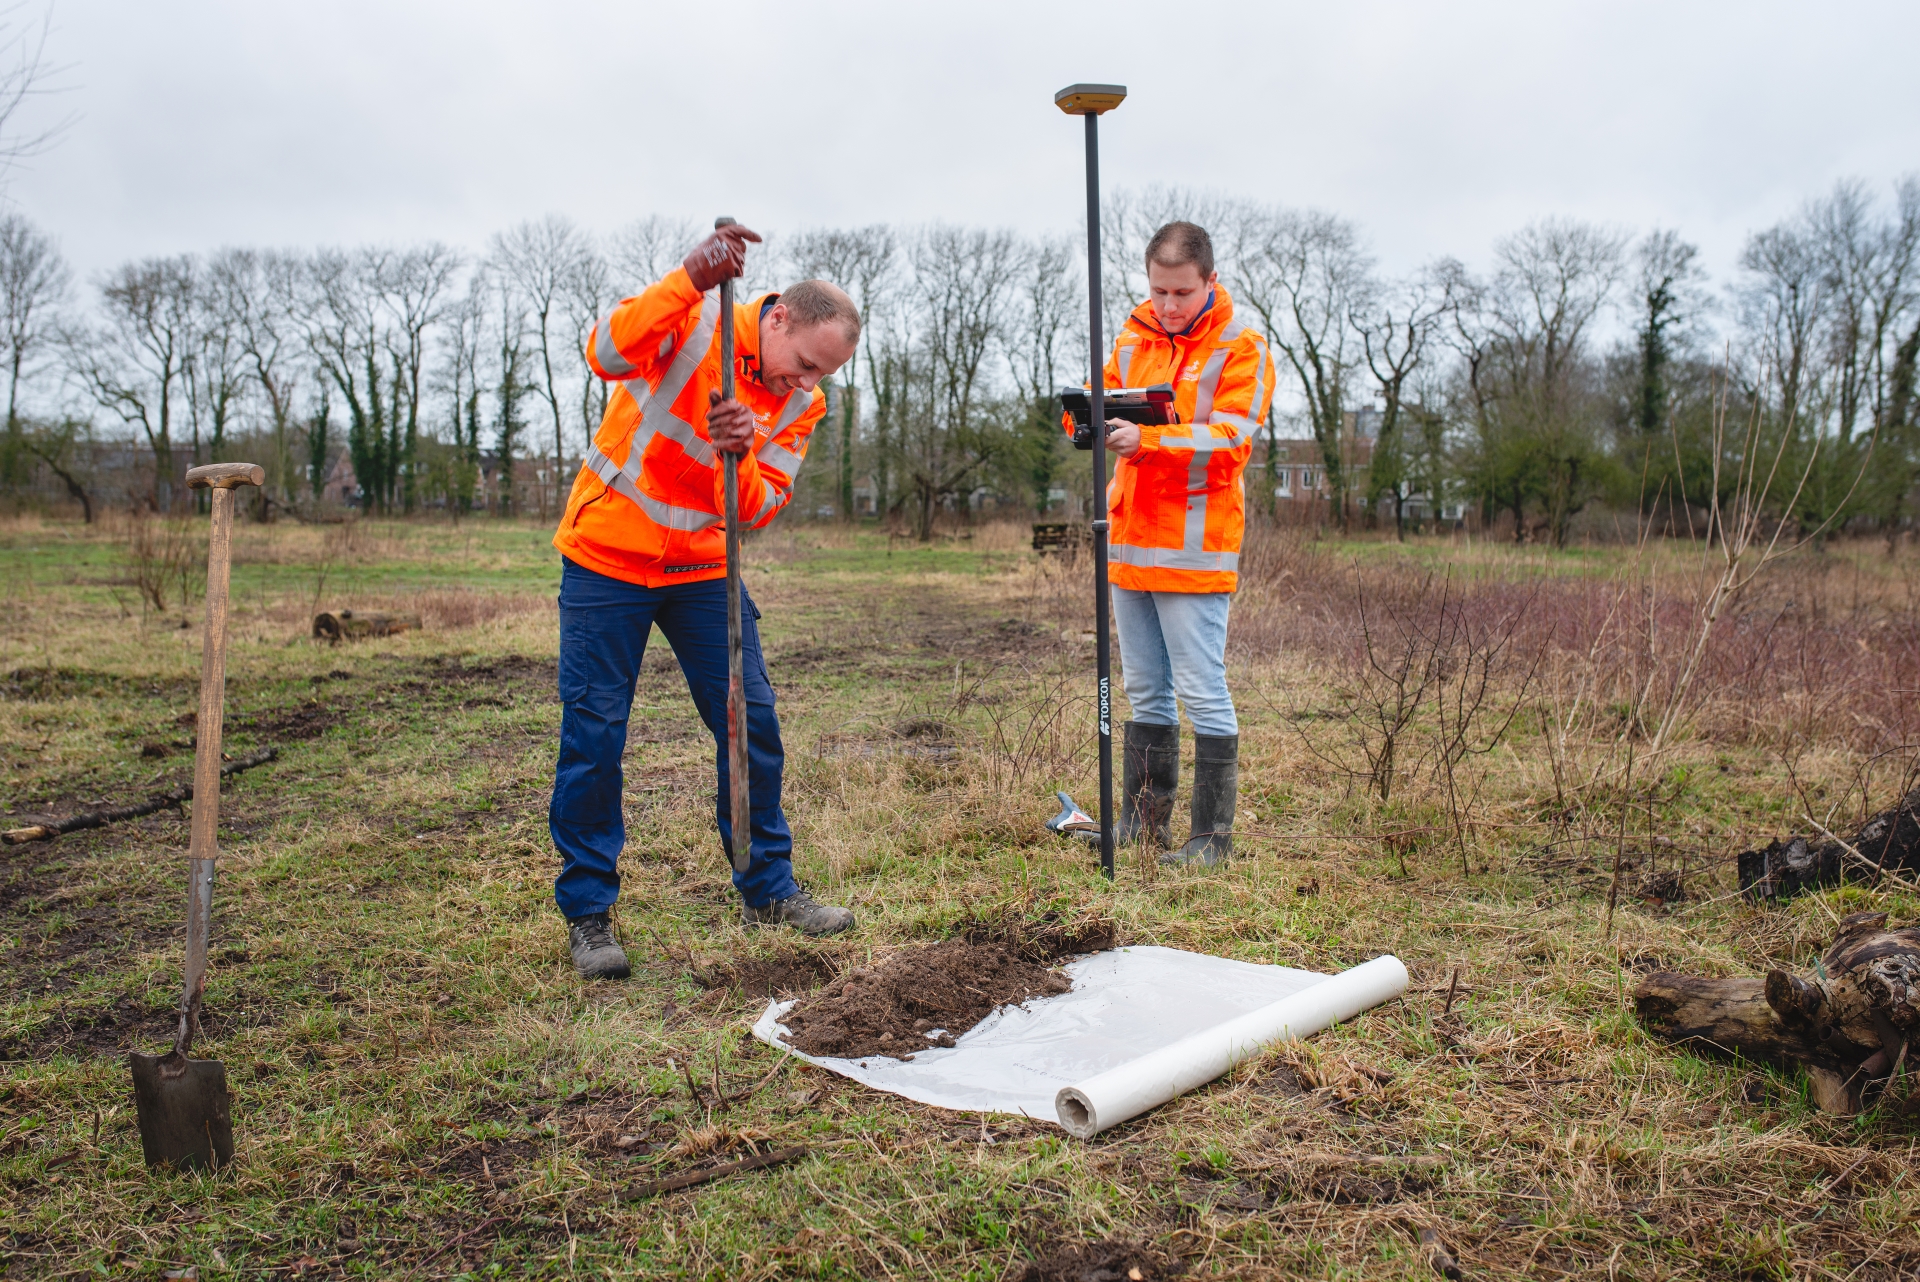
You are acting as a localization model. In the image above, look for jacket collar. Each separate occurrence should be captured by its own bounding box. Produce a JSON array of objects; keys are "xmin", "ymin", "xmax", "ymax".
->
[
  {"xmin": 1126, "ymin": 284, "xmax": 1235, "ymax": 347},
  {"xmin": 735, "ymin": 292, "xmax": 778, "ymax": 391}
]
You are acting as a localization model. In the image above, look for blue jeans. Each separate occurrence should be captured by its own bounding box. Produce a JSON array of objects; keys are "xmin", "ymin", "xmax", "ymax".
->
[
  {"xmin": 1112, "ymin": 587, "xmax": 1238, "ymax": 737},
  {"xmin": 550, "ymin": 557, "xmax": 799, "ymax": 916}
]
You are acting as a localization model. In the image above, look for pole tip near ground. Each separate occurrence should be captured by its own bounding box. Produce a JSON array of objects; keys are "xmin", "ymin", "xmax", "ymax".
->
[{"xmin": 1054, "ymin": 84, "xmax": 1127, "ymax": 115}]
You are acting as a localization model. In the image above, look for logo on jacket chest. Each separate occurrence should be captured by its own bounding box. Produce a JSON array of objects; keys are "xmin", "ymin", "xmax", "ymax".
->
[{"xmin": 1178, "ymin": 360, "xmax": 1203, "ymax": 383}]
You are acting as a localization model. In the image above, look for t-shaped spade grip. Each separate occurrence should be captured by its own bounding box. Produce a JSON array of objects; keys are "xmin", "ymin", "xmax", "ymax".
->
[{"xmin": 186, "ymin": 463, "xmax": 265, "ymax": 490}]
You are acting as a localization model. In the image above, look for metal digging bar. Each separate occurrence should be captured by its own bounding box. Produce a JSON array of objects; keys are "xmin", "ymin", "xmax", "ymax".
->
[
  {"xmin": 715, "ymin": 216, "xmax": 752, "ymax": 876},
  {"xmin": 128, "ymin": 460, "xmax": 263, "ymax": 1172},
  {"xmin": 1055, "ymin": 83, "xmax": 1127, "ymax": 881}
]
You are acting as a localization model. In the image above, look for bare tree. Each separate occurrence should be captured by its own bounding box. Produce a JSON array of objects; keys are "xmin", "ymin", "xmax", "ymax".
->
[
  {"xmin": 559, "ymin": 240, "xmax": 613, "ymax": 471},
  {"xmin": 183, "ymin": 264, "xmax": 248, "ymax": 484},
  {"xmin": 1356, "ymin": 266, "xmax": 1450, "ymax": 536},
  {"xmin": 895, "ymin": 226, "xmax": 1022, "ymax": 539},
  {"xmin": 607, "ymin": 215, "xmax": 698, "ymax": 291},
  {"xmin": 438, "ymin": 273, "xmax": 488, "ymax": 513},
  {"xmin": 1629, "ymin": 229, "xmax": 1706, "ymax": 440},
  {"xmin": 487, "ymin": 265, "xmax": 530, "ymax": 517},
  {"xmin": 0, "ymin": 212, "xmax": 66, "ymax": 484},
  {"xmin": 304, "ymin": 248, "xmax": 390, "ymax": 510},
  {"xmin": 1003, "ymin": 234, "xmax": 1081, "ymax": 509},
  {"xmin": 207, "ymin": 248, "xmax": 305, "ymax": 507},
  {"xmin": 381, "ymin": 244, "xmax": 458, "ymax": 512},
  {"xmin": 1237, "ymin": 206, "xmax": 1375, "ymax": 528},
  {"xmin": 492, "ymin": 217, "xmax": 587, "ymax": 514},
  {"xmin": 0, "ymin": 3, "xmax": 72, "ymax": 182},
  {"xmin": 71, "ymin": 256, "xmax": 196, "ymax": 509},
  {"xmin": 787, "ymin": 225, "xmax": 897, "ymax": 517},
  {"xmin": 1464, "ymin": 219, "xmax": 1625, "ymax": 546}
]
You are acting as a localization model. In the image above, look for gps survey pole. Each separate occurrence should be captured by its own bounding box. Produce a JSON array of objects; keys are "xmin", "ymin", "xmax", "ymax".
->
[
  {"xmin": 715, "ymin": 216, "xmax": 752, "ymax": 876},
  {"xmin": 1055, "ymin": 83, "xmax": 1127, "ymax": 882}
]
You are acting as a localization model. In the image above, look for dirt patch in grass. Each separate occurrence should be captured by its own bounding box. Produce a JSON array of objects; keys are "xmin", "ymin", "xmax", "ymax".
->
[
  {"xmin": 778, "ymin": 939, "xmax": 1070, "ymax": 1060},
  {"xmin": 960, "ymin": 909, "xmax": 1118, "ymax": 962},
  {"xmin": 1011, "ymin": 1238, "xmax": 1186, "ymax": 1282},
  {"xmin": 235, "ymin": 698, "xmax": 346, "ymax": 741},
  {"xmin": 415, "ymin": 653, "xmax": 558, "ymax": 699},
  {"xmin": 694, "ymin": 947, "xmax": 841, "ymax": 999},
  {"xmin": 0, "ymin": 667, "xmax": 195, "ymax": 702}
]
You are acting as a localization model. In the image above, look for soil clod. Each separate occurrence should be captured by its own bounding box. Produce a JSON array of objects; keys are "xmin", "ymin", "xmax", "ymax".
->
[{"xmin": 778, "ymin": 939, "xmax": 1071, "ymax": 1060}]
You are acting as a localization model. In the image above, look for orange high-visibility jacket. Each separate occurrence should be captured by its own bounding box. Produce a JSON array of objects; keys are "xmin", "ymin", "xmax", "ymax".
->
[
  {"xmin": 553, "ymin": 266, "xmax": 822, "ymax": 587},
  {"xmin": 1083, "ymin": 285, "xmax": 1274, "ymax": 593}
]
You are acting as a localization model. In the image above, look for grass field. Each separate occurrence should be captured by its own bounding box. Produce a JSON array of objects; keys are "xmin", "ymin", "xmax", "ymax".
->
[{"xmin": 2, "ymin": 510, "xmax": 1917, "ymax": 1280}]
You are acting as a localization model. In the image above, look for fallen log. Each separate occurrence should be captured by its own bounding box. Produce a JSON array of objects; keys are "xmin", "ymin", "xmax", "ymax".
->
[
  {"xmin": 1635, "ymin": 911, "xmax": 1920, "ymax": 1114},
  {"xmin": 312, "ymin": 610, "xmax": 421, "ymax": 642},
  {"xmin": 2, "ymin": 748, "xmax": 278, "ymax": 845},
  {"xmin": 1738, "ymin": 787, "xmax": 1920, "ymax": 901}
]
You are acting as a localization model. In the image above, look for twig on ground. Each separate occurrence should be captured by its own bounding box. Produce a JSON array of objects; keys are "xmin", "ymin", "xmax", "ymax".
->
[
  {"xmin": 627, "ymin": 1146, "xmax": 808, "ymax": 1200},
  {"xmin": 3, "ymin": 748, "xmax": 279, "ymax": 844}
]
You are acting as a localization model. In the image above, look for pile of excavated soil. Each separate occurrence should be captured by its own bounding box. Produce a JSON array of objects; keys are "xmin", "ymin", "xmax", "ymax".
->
[
  {"xmin": 1011, "ymin": 1238, "xmax": 1186, "ymax": 1282},
  {"xmin": 778, "ymin": 939, "xmax": 1071, "ymax": 1061}
]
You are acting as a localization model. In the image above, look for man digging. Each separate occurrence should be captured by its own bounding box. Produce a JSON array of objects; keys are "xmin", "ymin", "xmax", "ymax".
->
[{"xmin": 549, "ymin": 222, "xmax": 861, "ymax": 981}]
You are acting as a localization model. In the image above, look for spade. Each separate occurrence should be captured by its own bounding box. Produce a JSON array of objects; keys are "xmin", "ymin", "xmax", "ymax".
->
[{"xmin": 129, "ymin": 462, "xmax": 262, "ymax": 1172}]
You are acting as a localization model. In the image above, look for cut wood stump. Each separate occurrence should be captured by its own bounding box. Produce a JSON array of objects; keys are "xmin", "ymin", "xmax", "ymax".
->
[
  {"xmin": 312, "ymin": 610, "xmax": 421, "ymax": 642},
  {"xmin": 1635, "ymin": 911, "xmax": 1920, "ymax": 1115},
  {"xmin": 1738, "ymin": 787, "xmax": 1920, "ymax": 901}
]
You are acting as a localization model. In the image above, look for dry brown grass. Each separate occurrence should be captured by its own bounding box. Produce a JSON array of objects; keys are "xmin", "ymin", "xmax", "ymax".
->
[{"xmin": 0, "ymin": 514, "xmax": 1916, "ymax": 1278}]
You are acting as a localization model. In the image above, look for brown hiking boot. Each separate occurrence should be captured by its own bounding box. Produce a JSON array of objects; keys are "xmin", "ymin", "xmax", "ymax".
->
[{"xmin": 742, "ymin": 886, "xmax": 856, "ymax": 937}]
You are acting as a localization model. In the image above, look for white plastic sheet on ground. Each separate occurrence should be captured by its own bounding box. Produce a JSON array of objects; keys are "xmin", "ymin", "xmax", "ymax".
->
[{"xmin": 752, "ymin": 946, "xmax": 1407, "ymax": 1136}]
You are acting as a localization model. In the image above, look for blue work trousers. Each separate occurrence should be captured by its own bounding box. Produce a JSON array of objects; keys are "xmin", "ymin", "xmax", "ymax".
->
[{"xmin": 549, "ymin": 557, "xmax": 798, "ymax": 916}]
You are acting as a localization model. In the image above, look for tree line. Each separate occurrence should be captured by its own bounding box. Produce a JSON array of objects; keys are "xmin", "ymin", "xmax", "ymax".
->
[{"xmin": 1, "ymin": 175, "xmax": 1916, "ymax": 544}]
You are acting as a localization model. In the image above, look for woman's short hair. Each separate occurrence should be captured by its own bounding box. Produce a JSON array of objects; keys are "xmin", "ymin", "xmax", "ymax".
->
[{"xmin": 1145, "ymin": 221, "xmax": 1214, "ymax": 279}]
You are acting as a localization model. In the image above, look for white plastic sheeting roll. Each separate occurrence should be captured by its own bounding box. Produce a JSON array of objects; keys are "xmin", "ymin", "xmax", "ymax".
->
[
  {"xmin": 1053, "ymin": 954, "xmax": 1409, "ymax": 1138},
  {"xmin": 753, "ymin": 946, "xmax": 1407, "ymax": 1134}
]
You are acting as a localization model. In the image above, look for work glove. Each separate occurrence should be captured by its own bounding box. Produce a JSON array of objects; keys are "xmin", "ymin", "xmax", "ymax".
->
[
  {"xmin": 707, "ymin": 391, "xmax": 757, "ymax": 456},
  {"xmin": 683, "ymin": 224, "xmax": 763, "ymax": 293}
]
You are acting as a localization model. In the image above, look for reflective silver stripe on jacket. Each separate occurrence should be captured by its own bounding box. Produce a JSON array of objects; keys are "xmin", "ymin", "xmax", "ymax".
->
[
  {"xmin": 578, "ymin": 289, "xmax": 726, "ymax": 528},
  {"xmin": 1108, "ymin": 544, "xmax": 1240, "ymax": 572},
  {"xmin": 1115, "ymin": 341, "xmax": 1135, "ymax": 386},
  {"xmin": 602, "ymin": 289, "xmax": 722, "ymax": 488},
  {"xmin": 1115, "ymin": 318, "xmax": 1260, "ymax": 570},
  {"xmin": 581, "ymin": 445, "xmax": 720, "ymax": 532},
  {"xmin": 592, "ymin": 310, "xmax": 638, "ymax": 378}
]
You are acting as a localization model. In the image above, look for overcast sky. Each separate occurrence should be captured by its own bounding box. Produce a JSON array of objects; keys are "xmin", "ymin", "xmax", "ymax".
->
[{"xmin": 11, "ymin": 0, "xmax": 1920, "ymax": 291}]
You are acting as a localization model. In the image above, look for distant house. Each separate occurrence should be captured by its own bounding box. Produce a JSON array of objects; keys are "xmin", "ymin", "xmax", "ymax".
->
[{"xmin": 319, "ymin": 452, "xmax": 360, "ymax": 506}]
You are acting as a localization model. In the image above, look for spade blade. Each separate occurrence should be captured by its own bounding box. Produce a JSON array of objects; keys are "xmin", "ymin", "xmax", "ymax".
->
[{"xmin": 129, "ymin": 1050, "xmax": 233, "ymax": 1172}]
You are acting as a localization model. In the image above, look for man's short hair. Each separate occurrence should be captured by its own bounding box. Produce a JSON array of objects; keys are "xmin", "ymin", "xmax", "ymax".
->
[
  {"xmin": 1145, "ymin": 221, "xmax": 1214, "ymax": 280},
  {"xmin": 780, "ymin": 279, "xmax": 861, "ymax": 345}
]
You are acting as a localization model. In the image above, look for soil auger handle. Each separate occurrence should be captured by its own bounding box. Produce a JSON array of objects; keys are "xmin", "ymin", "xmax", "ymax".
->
[{"xmin": 715, "ymin": 217, "xmax": 752, "ymax": 876}]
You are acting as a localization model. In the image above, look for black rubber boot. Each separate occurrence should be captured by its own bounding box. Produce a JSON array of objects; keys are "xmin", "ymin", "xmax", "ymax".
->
[
  {"xmin": 1162, "ymin": 733, "xmax": 1237, "ymax": 868},
  {"xmin": 568, "ymin": 912, "xmax": 631, "ymax": 980},
  {"xmin": 1117, "ymin": 721, "xmax": 1179, "ymax": 850}
]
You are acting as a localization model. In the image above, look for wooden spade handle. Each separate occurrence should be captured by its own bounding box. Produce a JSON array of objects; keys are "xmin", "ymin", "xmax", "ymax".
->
[
  {"xmin": 175, "ymin": 471, "xmax": 251, "ymax": 1054},
  {"xmin": 186, "ymin": 462, "xmax": 264, "ymax": 490}
]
